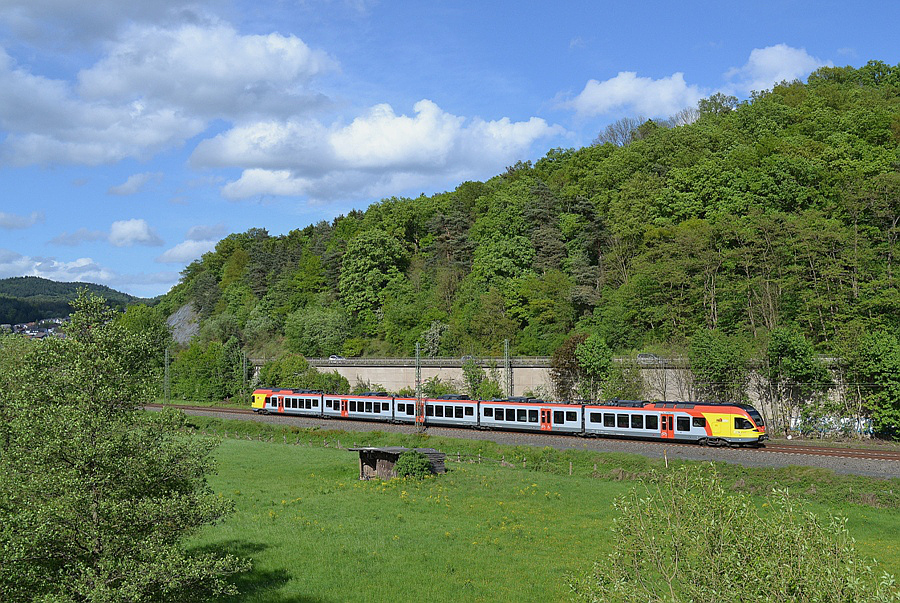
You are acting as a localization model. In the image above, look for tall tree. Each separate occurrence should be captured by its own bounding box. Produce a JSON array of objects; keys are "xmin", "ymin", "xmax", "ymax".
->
[
  {"xmin": 689, "ymin": 329, "xmax": 750, "ymax": 404},
  {"xmin": 853, "ymin": 331, "xmax": 900, "ymax": 438},
  {"xmin": 0, "ymin": 292, "xmax": 247, "ymax": 601},
  {"xmin": 760, "ymin": 327, "xmax": 833, "ymax": 435},
  {"xmin": 575, "ymin": 335, "xmax": 613, "ymax": 400}
]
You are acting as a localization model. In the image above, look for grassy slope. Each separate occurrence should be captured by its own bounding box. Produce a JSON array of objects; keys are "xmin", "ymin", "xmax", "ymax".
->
[{"xmin": 191, "ymin": 437, "xmax": 900, "ymax": 603}]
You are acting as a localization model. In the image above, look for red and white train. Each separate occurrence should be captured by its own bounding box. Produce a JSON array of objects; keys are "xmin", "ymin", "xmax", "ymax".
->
[{"xmin": 252, "ymin": 389, "xmax": 768, "ymax": 446}]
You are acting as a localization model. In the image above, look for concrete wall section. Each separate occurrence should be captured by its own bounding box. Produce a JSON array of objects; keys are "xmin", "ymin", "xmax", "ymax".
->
[{"xmin": 314, "ymin": 364, "xmax": 551, "ymax": 398}]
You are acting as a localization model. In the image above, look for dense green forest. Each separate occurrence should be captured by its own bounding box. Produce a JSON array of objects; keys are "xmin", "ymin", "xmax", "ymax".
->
[
  {"xmin": 159, "ymin": 61, "xmax": 899, "ymax": 356},
  {"xmin": 0, "ymin": 276, "xmax": 152, "ymax": 324}
]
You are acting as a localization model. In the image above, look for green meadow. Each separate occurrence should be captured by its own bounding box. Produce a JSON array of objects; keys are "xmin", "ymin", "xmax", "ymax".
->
[{"xmin": 190, "ymin": 431, "xmax": 900, "ymax": 602}]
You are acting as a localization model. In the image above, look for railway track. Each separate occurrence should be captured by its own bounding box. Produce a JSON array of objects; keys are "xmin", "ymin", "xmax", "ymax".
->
[{"xmin": 145, "ymin": 403, "xmax": 900, "ymax": 464}]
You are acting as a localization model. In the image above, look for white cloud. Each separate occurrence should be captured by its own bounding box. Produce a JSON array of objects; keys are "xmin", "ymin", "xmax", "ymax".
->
[
  {"xmin": 724, "ymin": 44, "xmax": 829, "ymax": 94},
  {"xmin": 156, "ymin": 239, "xmax": 217, "ymax": 263},
  {"xmin": 190, "ymin": 119, "xmax": 331, "ymax": 172},
  {"xmin": 186, "ymin": 223, "xmax": 226, "ymax": 241},
  {"xmin": 564, "ymin": 71, "xmax": 705, "ymax": 118},
  {"xmin": 330, "ymin": 100, "xmax": 463, "ymax": 169},
  {"xmin": 221, "ymin": 169, "xmax": 311, "ymax": 200},
  {"xmin": 78, "ymin": 23, "xmax": 336, "ymax": 120},
  {"xmin": 49, "ymin": 227, "xmax": 107, "ymax": 246},
  {"xmin": 108, "ymin": 219, "xmax": 163, "ymax": 247},
  {"xmin": 0, "ymin": 48, "xmax": 206, "ymax": 165},
  {"xmin": 107, "ymin": 172, "xmax": 163, "ymax": 196},
  {"xmin": 0, "ymin": 0, "xmax": 206, "ymax": 45},
  {"xmin": 0, "ymin": 247, "xmax": 116, "ymax": 283},
  {"xmin": 196, "ymin": 99, "xmax": 563, "ymax": 200},
  {"xmin": 0, "ymin": 211, "xmax": 44, "ymax": 229},
  {"xmin": 0, "ymin": 17, "xmax": 334, "ymax": 167}
]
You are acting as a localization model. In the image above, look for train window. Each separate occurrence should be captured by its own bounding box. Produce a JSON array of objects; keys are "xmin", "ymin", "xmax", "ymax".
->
[
  {"xmin": 692, "ymin": 417, "xmax": 706, "ymax": 428},
  {"xmin": 529, "ymin": 410, "xmax": 538, "ymax": 423},
  {"xmin": 435, "ymin": 406, "xmax": 444, "ymax": 417},
  {"xmin": 425, "ymin": 405, "xmax": 433, "ymax": 416},
  {"xmin": 407, "ymin": 405, "xmax": 415, "ymax": 416},
  {"xmin": 516, "ymin": 409, "xmax": 526, "ymax": 422},
  {"xmin": 365, "ymin": 401, "xmax": 373, "ymax": 413},
  {"xmin": 566, "ymin": 411, "xmax": 577, "ymax": 422},
  {"xmin": 506, "ymin": 409, "xmax": 516, "ymax": 421},
  {"xmin": 631, "ymin": 415, "xmax": 644, "ymax": 429},
  {"xmin": 493, "ymin": 409, "xmax": 502, "ymax": 421},
  {"xmin": 455, "ymin": 407, "xmax": 463, "ymax": 419},
  {"xmin": 306, "ymin": 400, "xmax": 312, "ymax": 409},
  {"xmin": 374, "ymin": 402, "xmax": 381, "ymax": 413},
  {"xmin": 617, "ymin": 414, "xmax": 629, "ymax": 428},
  {"xmin": 465, "ymin": 407, "xmax": 474, "ymax": 416},
  {"xmin": 484, "ymin": 407, "xmax": 493, "ymax": 417},
  {"xmin": 735, "ymin": 417, "xmax": 753, "ymax": 430},
  {"xmin": 604, "ymin": 413, "xmax": 615, "ymax": 427},
  {"xmin": 677, "ymin": 417, "xmax": 690, "ymax": 431},
  {"xmin": 313, "ymin": 400, "xmax": 318, "ymax": 407},
  {"xmin": 646, "ymin": 415, "xmax": 659, "ymax": 430},
  {"xmin": 590, "ymin": 412, "xmax": 601, "ymax": 423},
  {"xmin": 553, "ymin": 411, "xmax": 564, "ymax": 424},
  {"xmin": 397, "ymin": 403, "xmax": 405, "ymax": 413}
]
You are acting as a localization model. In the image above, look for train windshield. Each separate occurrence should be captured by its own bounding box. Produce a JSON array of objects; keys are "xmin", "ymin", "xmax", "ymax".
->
[{"xmin": 747, "ymin": 409, "xmax": 765, "ymax": 427}]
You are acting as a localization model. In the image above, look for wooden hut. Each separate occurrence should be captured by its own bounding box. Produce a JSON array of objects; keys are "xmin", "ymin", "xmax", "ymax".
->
[{"xmin": 349, "ymin": 447, "xmax": 446, "ymax": 480}]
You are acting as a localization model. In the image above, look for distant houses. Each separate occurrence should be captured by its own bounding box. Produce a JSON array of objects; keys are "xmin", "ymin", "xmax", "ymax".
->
[{"xmin": 1, "ymin": 317, "xmax": 69, "ymax": 339}]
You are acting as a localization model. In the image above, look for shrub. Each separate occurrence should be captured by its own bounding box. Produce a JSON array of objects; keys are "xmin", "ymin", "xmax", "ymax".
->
[
  {"xmin": 394, "ymin": 451, "xmax": 433, "ymax": 479},
  {"xmin": 568, "ymin": 464, "xmax": 899, "ymax": 603}
]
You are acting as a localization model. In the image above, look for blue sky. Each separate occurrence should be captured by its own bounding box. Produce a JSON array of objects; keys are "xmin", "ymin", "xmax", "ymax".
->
[{"xmin": 0, "ymin": 0, "xmax": 897, "ymax": 297}]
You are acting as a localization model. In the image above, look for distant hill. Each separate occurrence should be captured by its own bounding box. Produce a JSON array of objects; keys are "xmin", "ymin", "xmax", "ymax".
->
[{"xmin": 0, "ymin": 276, "xmax": 154, "ymax": 324}]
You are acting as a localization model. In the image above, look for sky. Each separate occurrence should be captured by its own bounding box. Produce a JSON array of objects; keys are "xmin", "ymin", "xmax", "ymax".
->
[{"xmin": 0, "ymin": 0, "xmax": 897, "ymax": 298}]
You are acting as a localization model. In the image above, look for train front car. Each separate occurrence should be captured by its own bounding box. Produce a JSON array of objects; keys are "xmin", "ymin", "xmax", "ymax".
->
[
  {"xmin": 583, "ymin": 400, "xmax": 768, "ymax": 446},
  {"xmin": 694, "ymin": 402, "xmax": 768, "ymax": 446},
  {"xmin": 251, "ymin": 388, "xmax": 274, "ymax": 413}
]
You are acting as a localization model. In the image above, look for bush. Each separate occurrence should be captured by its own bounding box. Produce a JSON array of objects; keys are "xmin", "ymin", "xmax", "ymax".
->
[
  {"xmin": 568, "ymin": 464, "xmax": 899, "ymax": 603},
  {"xmin": 394, "ymin": 451, "xmax": 433, "ymax": 479}
]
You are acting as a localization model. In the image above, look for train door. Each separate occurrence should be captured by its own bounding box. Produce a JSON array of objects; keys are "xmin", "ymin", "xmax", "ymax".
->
[
  {"xmin": 277, "ymin": 396, "xmax": 284, "ymax": 414},
  {"xmin": 340, "ymin": 399, "xmax": 348, "ymax": 418},
  {"xmin": 660, "ymin": 414, "xmax": 674, "ymax": 439},
  {"xmin": 540, "ymin": 408, "xmax": 552, "ymax": 431}
]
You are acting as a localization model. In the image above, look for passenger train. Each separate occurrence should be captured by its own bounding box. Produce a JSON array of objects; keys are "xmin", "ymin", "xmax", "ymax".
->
[{"xmin": 251, "ymin": 389, "xmax": 768, "ymax": 446}]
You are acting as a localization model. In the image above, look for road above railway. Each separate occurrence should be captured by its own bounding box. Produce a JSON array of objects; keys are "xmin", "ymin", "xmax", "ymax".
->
[{"xmin": 148, "ymin": 404, "xmax": 900, "ymax": 479}]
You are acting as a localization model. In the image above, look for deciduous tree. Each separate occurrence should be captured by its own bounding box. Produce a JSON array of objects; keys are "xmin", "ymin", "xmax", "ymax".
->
[{"xmin": 0, "ymin": 292, "xmax": 247, "ymax": 601}]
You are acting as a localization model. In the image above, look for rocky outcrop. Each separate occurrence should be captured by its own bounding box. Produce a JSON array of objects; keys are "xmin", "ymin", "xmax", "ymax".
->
[{"xmin": 167, "ymin": 303, "xmax": 199, "ymax": 345}]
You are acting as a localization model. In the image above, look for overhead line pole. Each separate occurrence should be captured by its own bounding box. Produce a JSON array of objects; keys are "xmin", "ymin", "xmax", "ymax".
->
[{"xmin": 415, "ymin": 343, "xmax": 425, "ymax": 433}]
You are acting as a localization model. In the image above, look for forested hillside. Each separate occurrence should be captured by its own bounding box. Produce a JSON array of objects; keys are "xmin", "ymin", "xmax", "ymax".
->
[
  {"xmin": 0, "ymin": 276, "xmax": 151, "ymax": 323},
  {"xmin": 159, "ymin": 61, "xmax": 899, "ymax": 363}
]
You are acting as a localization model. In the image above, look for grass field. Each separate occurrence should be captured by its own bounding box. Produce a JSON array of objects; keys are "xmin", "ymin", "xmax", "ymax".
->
[{"xmin": 190, "ymin": 435, "xmax": 900, "ymax": 603}]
